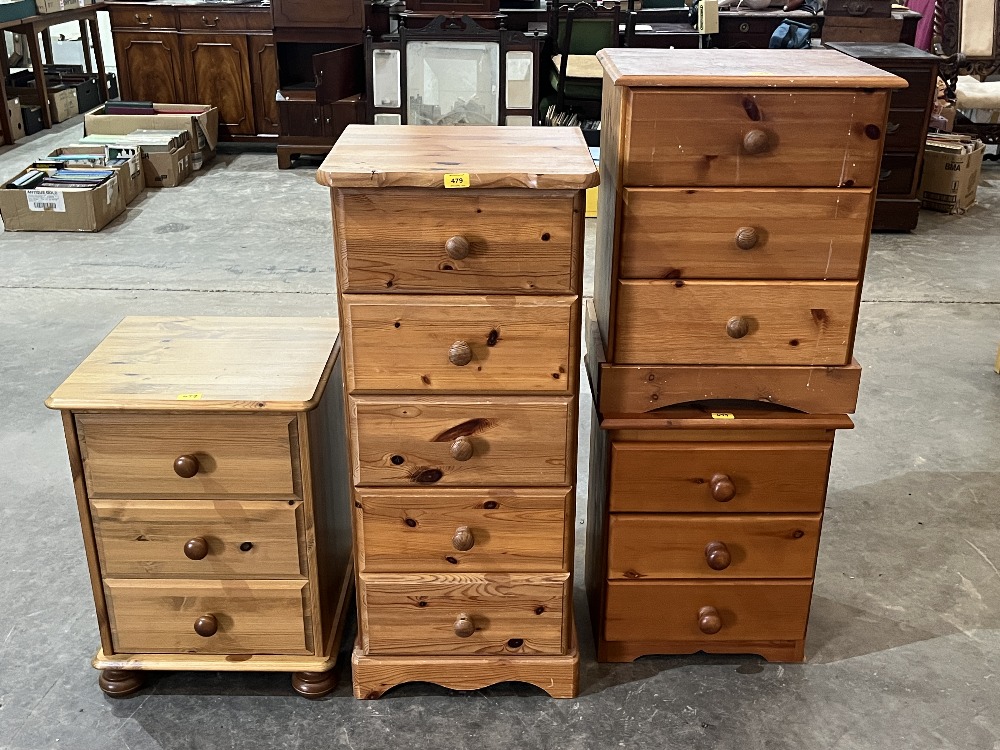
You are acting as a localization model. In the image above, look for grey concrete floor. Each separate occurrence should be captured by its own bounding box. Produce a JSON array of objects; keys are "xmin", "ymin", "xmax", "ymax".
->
[{"xmin": 1, "ymin": 124, "xmax": 998, "ymax": 750}]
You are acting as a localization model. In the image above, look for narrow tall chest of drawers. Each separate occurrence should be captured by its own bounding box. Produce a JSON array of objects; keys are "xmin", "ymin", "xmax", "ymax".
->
[
  {"xmin": 316, "ymin": 125, "xmax": 598, "ymax": 698},
  {"xmin": 46, "ymin": 317, "xmax": 353, "ymax": 697},
  {"xmin": 587, "ymin": 49, "xmax": 905, "ymax": 663}
]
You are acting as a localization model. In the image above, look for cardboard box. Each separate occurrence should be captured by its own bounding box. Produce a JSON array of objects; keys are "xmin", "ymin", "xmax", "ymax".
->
[
  {"xmin": 48, "ymin": 146, "xmax": 144, "ymax": 206},
  {"xmin": 34, "ymin": 0, "xmax": 85, "ymax": 13},
  {"xmin": 5, "ymin": 98, "xmax": 25, "ymax": 142},
  {"xmin": 919, "ymin": 139, "xmax": 986, "ymax": 214},
  {"xmin": 143, "ymin": 141, "xmax": 193, "ymax": 188},
  {"xmin": 84, "ymin": 104, "xmax": 219, "ymax": 170},
  {"xmin": 12, "ymin": 86, "xmax": 79, "ymax": 123},
  {"xmin": 0, "ymin": 169, "xmax": 123, "ymax": 232},
  {"xmin": 959, "ymin": 108, "xmax": 1000, "ymax": 125}
]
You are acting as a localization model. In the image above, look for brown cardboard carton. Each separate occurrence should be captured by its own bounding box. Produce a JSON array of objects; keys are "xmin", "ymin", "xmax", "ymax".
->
[
  {"xmin": 11, "ymin": 86, "xmax": 79, "ymax": 123},
  {"xmin": 142, "ymin": 141, "xmax": 193, "ymax": 188},
  {"xmin": 84, "ymin": 104, "xmax": 219, "ymax": 169},
  {"xmin": 0, "ymin": 169, "xmax": 123, "ymax": 232},
  {"xmin": 35, "ymin": 0, "xmax": 86, "ymax": 12},
  {"xmin": 5, "ymin": 97, "xmax": 25, "ymax": 141},
  {"xmin": 48, "ymin": 146, "xmax": 144, "ymax": 206},
  {"xmin": 919, "ymin": 139, "xmax": 986, "ymax": 214}
]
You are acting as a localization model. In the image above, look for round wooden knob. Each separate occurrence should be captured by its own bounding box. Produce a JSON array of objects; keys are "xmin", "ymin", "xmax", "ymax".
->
[
  {"xmin": 193, "ymin": 614, "xmax": 218, "ymax": 637},
  {"xmin": 173, "ymin": 454, "xmax": 200, "ymax": 478},
  {"xmin": 449, "ymin": 340, "xmax": 473, "ymax": 367},
  {"xmin": 742, "ymin": 129, "xmax": 770, "ymax": 155},
  {"xmin": 726, "ymin": 316, "xmax": 751, "ymax": 339},
  {"xmin": 698, "ymin": 606, "xmax": 722, "ymax": 635},
  {"xmin": 705, "ymin": 541, "xmax": 732, "ymax": 571},
  {"xmin": 735, "ymin": 226, "xmax": 758, "ymax": 250},
  {"xmin": 183, "ymin": 537, "xmax": 208, "ymax": 560},
  {"xmin": 453, "ymin": 613, "xmax": 476, "ymax": 638},
  {"xmin": 450, "ymin": 436, "xmax": 474, "ymax": 461},
  {"xmin": 710, "ymin": 473, "xmax": 736, "ymax": 502},
  {"xmin": 452, "ymin": 526, "xmax": 474, "ymax": 551},
  {"xmin": 445, "ymin": 235, "xmax": 471, "ymax": 260}
]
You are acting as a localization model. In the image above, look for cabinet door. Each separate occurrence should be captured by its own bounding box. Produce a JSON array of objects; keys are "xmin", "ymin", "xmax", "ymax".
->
[
  {"xmin": 249, "ymin": 35, "xmax": 279, "ymax": 135},
  {"xmin": 180, "ymin": 33, "xmax": 255, "ymax": 136},
  {"xmin": 113, "ymin": 31, "xmax": 184, "ymax": 103},
  {"xmin": 271, "ymin": 0, "xmax": 364, "ymax": 28}
]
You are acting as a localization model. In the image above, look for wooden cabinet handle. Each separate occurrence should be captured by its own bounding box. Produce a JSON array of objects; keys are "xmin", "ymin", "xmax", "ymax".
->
[
  {"xmin": 450, "ymin": 436, "xmax": 474, "ymax": 461},
  {"xmin": 202, "ymin": 15, "xmax": 219, "ymax": 26},
  {"xmin": 134, "ymin": 12, "xmax": 152, "ymax": 25},
  {"xmin": 449, "ymin": 340, "xmax": 473, "ymax": 367},
  {"xmin": 194, "ymin": 614, "xmax": 218, "ymax": 637},
  {"xmin": 705, "ymin": 541, "xmax": 731, "ymax": 571},
  {"xmin": 885, "ymin": 121, "xmax": 900, "ymax": 135},
  {"xmin": 452, "ymin": 525, "xmax": 474, "ymax": 551},
  {"xmin": 742, "ymin": 129, "xmax": 770, "ymax": 155},
  {"xmin": 734, "ymin": 226, "xmax": 758, "ymax": 250},
  {"xmin": 173, "ymin": 454, "xmax": 200, "ymax": 478},
  {"xmin": 453, "ymin": 613, "xmax": 476, "ymax": 637},
  {"xmin": 445, "ymin": 235, "xmax": 471, "ymax": 260},
  {"xmin": 710, "ymin": 473, "xmax": 736, "ymax": 502},
  {"xmin": 184, "ymin": 537, "xmax": 208, "ymax": 560},
  {"xmin": 697, "ymin": 606, "xmax": 722, "ymax": 635},
  {"xmin": 726, "ymin": 316, "xmax": 750, "ymax": 339}
]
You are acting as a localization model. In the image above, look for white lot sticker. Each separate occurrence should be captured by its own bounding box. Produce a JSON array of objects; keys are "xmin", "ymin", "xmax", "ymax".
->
[{"xmin": 26, "ymin": 190, "xmax": 66, "ymax": 213}]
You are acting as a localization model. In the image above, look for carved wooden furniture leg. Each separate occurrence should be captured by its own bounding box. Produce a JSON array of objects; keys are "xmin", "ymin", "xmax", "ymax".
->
[
  {"xmin": 98, "ymin": 669, "xmax": 144, "ymax": 698},
  {"xmin": 291, "ymin": 670, "xmax": 337, "ymax": 698}
]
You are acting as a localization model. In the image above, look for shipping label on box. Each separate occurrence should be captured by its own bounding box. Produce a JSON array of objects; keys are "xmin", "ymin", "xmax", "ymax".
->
[{"xmin": 919, "ymin": 141, "xmax": 986, "ymax": 214}]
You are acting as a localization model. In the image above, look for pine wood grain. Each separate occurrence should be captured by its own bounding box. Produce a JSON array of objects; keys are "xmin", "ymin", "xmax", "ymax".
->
[
  {"xmin": 343, "ymin": 294, "xmax": 578, "ymax": 394},
  {"xmin": 359, "ymin": 573, "xmax": 568, "ymax": 656},
  {"xmin": 334, "ymin": 189, "xmax": 579, "ymax": 294},
  {"xmin": 607, "ymin": 513, "xmax": 822, "ymax": 579},
  {"xmin": 613, "ymin": 280, "xmax": 860, "ymax": 366},
  {"xmin": 93, "ymin": 647, "xmax": 338, "ymax": 672},
  {"xmin": 355, "ymin": 488, "xmax": 569, "ymax": 573}
]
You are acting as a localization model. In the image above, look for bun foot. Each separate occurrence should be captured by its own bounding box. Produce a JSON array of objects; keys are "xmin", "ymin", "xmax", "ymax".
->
[
  {"xmin": 291, "ymin": 670, "xmax": 336, "ymax": 698},
  {"xmin": 98, "ymin": 669, "xmax": 143, "ymax": 698}
]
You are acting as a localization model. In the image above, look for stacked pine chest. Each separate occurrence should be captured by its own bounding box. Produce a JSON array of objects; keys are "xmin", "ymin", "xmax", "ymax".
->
[
  {"xmin": 586, "ymin": 49, "xmax": 905, "ymax": 663},
  {"xmin": 316, "ymin": 125, "xmax": 598, "ymax": 697}
]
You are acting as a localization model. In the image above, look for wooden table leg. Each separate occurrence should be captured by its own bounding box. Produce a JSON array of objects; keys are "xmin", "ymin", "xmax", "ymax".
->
[
  {"xmin": 80, "ymin": 20, "xmax": 94, "ymax": 74},
  {"xmin": 42, "ymin": 28, "xmax": 54, "ymax": 66},
  {"xmin": 89, "ymin": 15, "xmax": 109, "ymax": 103},
  {"xmin": 26, "ymin": 28, "xmax": 53, "ymax": 129}
]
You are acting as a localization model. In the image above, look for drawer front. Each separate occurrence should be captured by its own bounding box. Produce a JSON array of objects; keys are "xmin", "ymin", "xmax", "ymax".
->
[
  {"xmin": 604, "ymin": 580, "xmax": 812, "ymax": 643},
  {"xmin": 889, "ymin": 67, "xmax": 935, "ymax": 110},
  {"xmin": 624, "ymin": 89, "xmax": 888, "ymax": 187},
  {"xmin": 351, "ymin": 397, "xmax": 573, "ymax": 487},
  {"xmin": 110, "ymin": 6, "xmax": 178, "ymax": 29},
  {"xmin": 620, "ymin": 188, "xmax": 871, "ymax": 280},
  {"xmin": 883, "ymin": 109, "xmax": 928, "ymax": 154},
  {"xmin": 607, "ymin": 514, "xmax": 822, "ymax": 580},
  {"xmin": 609, "ymin": 441, "xmax": 832, "ymax": 513},
  {"xmin": 105, "ymin": 579, "xmax": 311, "ymax": 654},
  {"xmin": 77, "ymin": 413, "xmax": 297, "ymax": 500},
  {"xmin": 335, "ymin": 189, "xmax": 577, "ymax": 293},
  {"xmin": 356, "ymin": 489, "xmax": 568, "ymax": 572},
  {"xmin": 343, "ymin": 294, "xmax": 577, "ymax": 393},
  {"xmin": 177, "ymin": 8, "xmax": 272, "ymax": 31},
  {"xmin": 92, "ymin": 499, "xmax": 304, "ymax": 578},
  {"xmin": 360, "ymin": 573, "xmax": 568, "ymax": 655},
  {"xmin": 876, "ymin": 153, "xmax": 917, "ymax": 196},
  {"xmin": 613, "ymin": 280, "xmax": 859, "ymax": 365}
]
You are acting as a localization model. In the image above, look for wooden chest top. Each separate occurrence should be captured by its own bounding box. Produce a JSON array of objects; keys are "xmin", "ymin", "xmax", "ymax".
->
[
  {"xmin": 46, "ymin": 316, "xmax": 339, "ymax": 412},
  {"xmin": 315, "ymin": 125, "xmax": 599, "ymax": 190},
  {"xmin": 597, "ymin": 48, "xmax": 908, "ymax": 89}
]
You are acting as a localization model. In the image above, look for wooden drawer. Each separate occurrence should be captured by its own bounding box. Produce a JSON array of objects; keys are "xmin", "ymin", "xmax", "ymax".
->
[
  {"xmin": 889, "ymin": 67, "xmax": 935, "ymax": 109},
  {"xmin": 604, "ymin": 580, "xmax": 812, "ymax": 643},
  {"xmin": 105, "ymin": 579, "xmax": 311, "ymax": 654},
  {"xmin": 355, "ymin": 488, "xmax": 568, "ymax": 572},
  {"xmin": 92, "ymin": 499, "xmax": 304, "ymax": 578},
  {"xmin": 609, "ymin": 441, "xmax": 832, "ymax": 513},
  {"xmin": 607, "ymin": 514, "xmax": 822, "ymax": 580},
  {"xmin": 623, "ymin": 89, "xmax": 888, "ymax": 187},
  {"xmin": 351, "ymin": 396, "xmax": 573, "ymax": 487},
  {"xmin": 876, "ymin": 153, "xmax": 917, "ymax": 196},
  {"xmin": 620, "ymin": 188, "xmax": 871, "ymax": 280},
  {"xmin": 109, "ymin": 5, "xmax": 178, "ymax": 30},
  {"xmin": 613, "ymin": 280, "xmax": 859, "ymax": 365},
  {"xmin": 177, "ymin": 8, "xmax": 272, "ymax": 32},
  {"xmin": 335, "ymin": 189, "xmax": 578, "ymax": 294},
  {"xmin": 883, "ymin": 109, "xmax": 928, "ymax": 154},
  {"xmin": 360, "ymin": 573, "xmax": 568, "ymax": 655},
  {"xmin": 343, "ymin": 294, "xmax": 577, "ymax": 394},
  {"xmin": 76, "ymin": 413, "xmax": 298, "ymax": 500}
]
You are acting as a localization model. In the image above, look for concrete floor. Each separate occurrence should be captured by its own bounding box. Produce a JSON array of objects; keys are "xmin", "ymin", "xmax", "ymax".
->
[{"xmin": 1, "ymin": 124, "xmax": 998, "ymax": 750}]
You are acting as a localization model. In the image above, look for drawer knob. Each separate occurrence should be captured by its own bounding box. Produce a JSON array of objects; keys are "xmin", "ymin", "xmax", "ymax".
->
[
  {"xmin": 173, "ymin": 454, "xmax": 200, "ymax": 478},
  {"xmin": 453, "ymin": 613, "xmax": 476, "ymax": 638},
  {"xmin": 183, "ymin": 537, "xmax": 209, "ymax": 560},
  {"xmin": 194, "ymin": 614, "xmax": 218, "ymax": 637},
  {"xmin": 726, "ymin": 316, "xmax": 750, "ymax": 339},
  {"xmin": 697, "ymin": 606, "xmax": 722, "ymax": 635},
  {"xmin": 734, "ymin": 226, "xmax": 758, "ymax": 250},
  {"xmin": 742, "ymin": 129, "xmax": 770, "ymax": 155},
  {"xmin": 445, "ymin": 235, "xmax": 471, "ymax": 260},
  {"xmin": 452, "ymin": 525, "xmax": 475, "ymax": 551},
  {"xmin": 449, "ymin": 340, "xmax": 473, "ymax": 367},
  {"xmin": 710, "ymin": 473, "xmax": 736, "ymax": 502},
  {"xmin": 705, "ymin": 541, "xmax": 732, "ymax": 571},
  {"xmin": 450, "ymin": 436, "xmax": 474, "ymax": 461}
]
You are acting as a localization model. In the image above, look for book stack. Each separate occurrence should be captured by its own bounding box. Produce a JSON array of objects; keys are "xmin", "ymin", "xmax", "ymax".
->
[
  {"xmin": 78, "ymin": 129, "xmax": 190, "ymax": 152},
  {"xmin": 9, "ymin": 165, "xmax": 115, "ymax": 191},
  {"xmin": 102, "ymin": 101, "xmax": 209, "ymax": 116}
]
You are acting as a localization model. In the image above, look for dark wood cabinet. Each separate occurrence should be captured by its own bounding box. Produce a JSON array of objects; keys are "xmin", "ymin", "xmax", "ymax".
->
[
  {"xmin": 271, "ymin": 0, "xmax": 364, "ymax": 30},
  {"xmin": 113, "ymin": 31, "xmax": 184, "ymax": 103},
  {"xmin": 249, "ymin": 36, "xmax": 280, "ymax": 135},
  {"xmin": 181, "ymin": 34, "xmax": 256, "ymax": 136}
]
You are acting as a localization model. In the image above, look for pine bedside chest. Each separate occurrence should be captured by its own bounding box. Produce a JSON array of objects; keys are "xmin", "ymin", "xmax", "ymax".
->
[
  {"xmin": 46, "ymin": 317, "xmax": 353, "ymax": 698},
  {"xmin": 316, "ymin": 125, "xmax": 598, "ymax": 699}
]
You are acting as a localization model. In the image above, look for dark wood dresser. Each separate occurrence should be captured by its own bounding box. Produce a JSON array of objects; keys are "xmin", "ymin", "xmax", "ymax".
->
[{"xmin": 826, "ymin": 42, "xmax": 940, "ymax": 232}]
